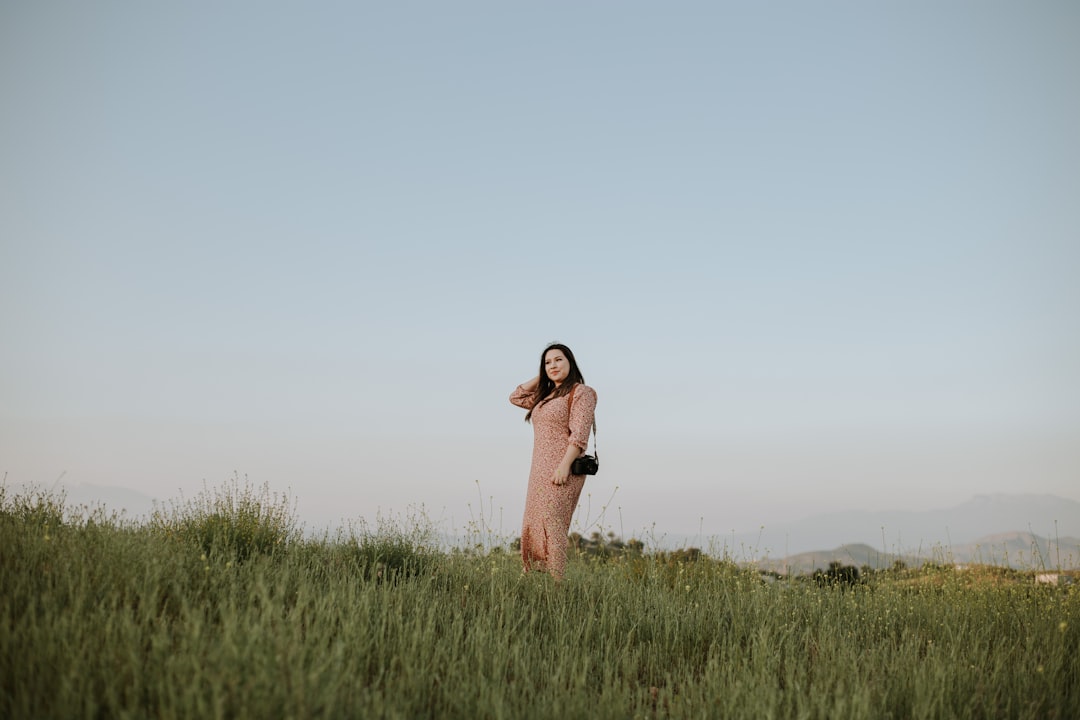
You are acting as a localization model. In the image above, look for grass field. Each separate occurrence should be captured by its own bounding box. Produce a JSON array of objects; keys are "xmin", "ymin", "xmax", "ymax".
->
[{"xmin": 2, "ymin": 481, "xmax": 1078, "ymax": 719}]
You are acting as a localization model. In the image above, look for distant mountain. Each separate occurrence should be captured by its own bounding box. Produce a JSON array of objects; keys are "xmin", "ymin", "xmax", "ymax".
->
[
  {"xmin": 753, "ymin": 532, "xmax": 1080, "ymax": 574},
  {"xmin": 754, "ymin": 543, "xmax": 920, "ymax": 575},
  {"xmin": 948, "ymin": 532, "xmax": 1080, "ymax": 569},
  {"xmin": 67, "ymin": 482, "xmax": 158, "ymax": 519},
  {"xmin": 731, "ymin": 494, "xmax": 1080, "ymax": 559}
]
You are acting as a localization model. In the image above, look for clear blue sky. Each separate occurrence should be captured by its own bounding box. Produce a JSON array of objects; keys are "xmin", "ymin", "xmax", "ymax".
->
[{"xmin": 2, "ymin": 2, "xmax": 1078, "ymax": 544}]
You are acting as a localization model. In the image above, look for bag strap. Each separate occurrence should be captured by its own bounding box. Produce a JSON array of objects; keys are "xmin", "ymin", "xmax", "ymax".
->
[{"xmin": 568, "ymin": 384, "xmax": 598, "ymax": 458}]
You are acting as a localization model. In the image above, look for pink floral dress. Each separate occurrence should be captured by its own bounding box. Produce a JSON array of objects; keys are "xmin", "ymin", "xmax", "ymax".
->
[{"xmin": 509, "ymin": 382, "xmax": 597, "ymax": 578}]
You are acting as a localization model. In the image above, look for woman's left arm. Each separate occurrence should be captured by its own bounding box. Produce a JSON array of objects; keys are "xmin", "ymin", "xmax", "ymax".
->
[
  {"xmin": 553, "ymin": 385, "xmax": 597, "ymax": 485},
  {"xmin": 552, "ymin": 443, "xmax": 583, "ymax": 486}
]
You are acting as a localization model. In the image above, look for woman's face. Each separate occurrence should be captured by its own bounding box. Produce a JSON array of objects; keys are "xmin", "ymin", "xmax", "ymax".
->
[{"xmin": 544, "ymin": 349, "xmax": 570, "ymax": 386}]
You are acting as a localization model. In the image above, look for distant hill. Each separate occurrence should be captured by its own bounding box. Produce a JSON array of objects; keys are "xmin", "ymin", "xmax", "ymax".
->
[
  {"xmin": 753, "ymin": 543, "xmax": 921, "ymax": 575},
  {"xmin": 729, "ymin": 494, "xmax": 1080, "ymax": 559},
  {"xmin": 66, "ymin": 482, "xmax": 159, "ymax": 519},
  {"xmin": 948, "ymin": 531, "xmax": 1080, "ymax": 569},
  {"xmin": 753, "ymin": 532, "xmax": 1080, "ymax": 573}
]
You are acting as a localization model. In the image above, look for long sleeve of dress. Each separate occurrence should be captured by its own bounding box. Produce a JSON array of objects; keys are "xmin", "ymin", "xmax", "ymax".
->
[
  {"xmin": 510, "ymin": 384, "xmax": 537, "ymax": 410},
  {"xmin": 568, "ymin": 385, "xmax": 597, "ymax": 452}
]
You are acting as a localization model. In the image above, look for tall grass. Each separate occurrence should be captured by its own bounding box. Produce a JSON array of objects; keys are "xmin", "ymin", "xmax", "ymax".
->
[
  {"xmin": 2, "ymin": 483, "xmax": 1077, "ymax": 719},
  {"xmin": 148, "ymin": 475, "xmax": 300, "ymax": 561}
]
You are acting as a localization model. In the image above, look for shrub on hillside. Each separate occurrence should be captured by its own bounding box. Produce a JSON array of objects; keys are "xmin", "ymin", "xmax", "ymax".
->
[
  {"xmin": 813, "ymin": 561, "xmax": 862, "ymax": 587},
  {"xmin": 0, "ymin": 483, "xmax": 68, "ymax": 531},
  {"xmin": 338, "ymin": 508, "xmax": 440, "ymax": 581},
  {"xmin": 149, "ymin": 476, "xmax": 299, "ymax": 561}
]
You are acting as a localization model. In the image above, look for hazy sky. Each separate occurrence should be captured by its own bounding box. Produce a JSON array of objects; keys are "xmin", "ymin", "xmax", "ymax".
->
[{"xmin": 2, "ymin": 2, "xmax": 1078, "ymax": 545}]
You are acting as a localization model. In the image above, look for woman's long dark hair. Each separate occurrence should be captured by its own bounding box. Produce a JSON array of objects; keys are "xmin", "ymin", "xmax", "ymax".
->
[{"xmin": 524, "ymin": 343, "xmax": 585, "ymax": 422}]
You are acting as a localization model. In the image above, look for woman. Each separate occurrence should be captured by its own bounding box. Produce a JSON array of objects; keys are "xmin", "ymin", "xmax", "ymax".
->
[{"xmin": 509, "ymin": 343, "xmax": 597, "ymax": 580}]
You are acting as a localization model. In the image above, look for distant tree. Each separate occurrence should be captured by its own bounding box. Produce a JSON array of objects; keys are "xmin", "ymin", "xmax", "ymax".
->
[{"xmin": 814, "ymin": 561, "xmax": 861, "ymax": 587}]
